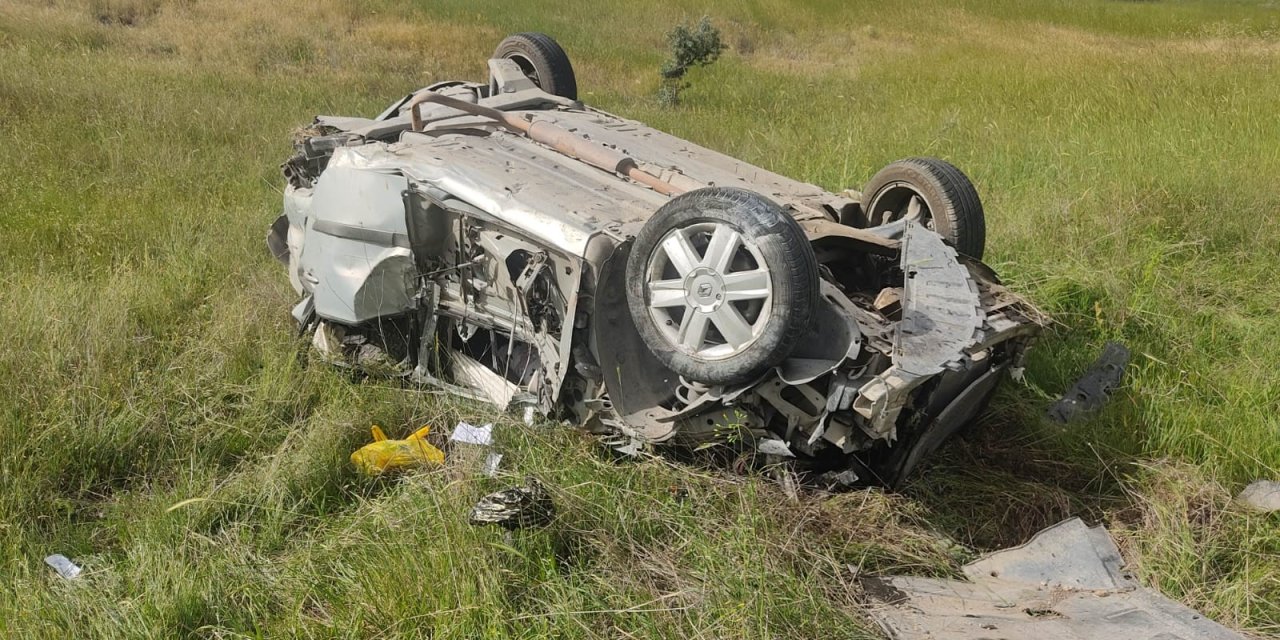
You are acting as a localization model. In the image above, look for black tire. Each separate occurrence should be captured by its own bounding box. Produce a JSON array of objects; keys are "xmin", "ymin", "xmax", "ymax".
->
[
  {"xmin": 492, "ymin": 33, "xmax": 578, "ymax": 100},
  {"xmin": 862, "ymin": 157, "xmax": 986, "ymax": 258},
  {"xmin": 625, "ymin": 187, "xmax": 819, "ymax": 385}
]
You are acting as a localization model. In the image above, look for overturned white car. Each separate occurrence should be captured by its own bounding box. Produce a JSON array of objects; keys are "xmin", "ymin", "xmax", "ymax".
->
[{"xmin": 268, "ymin": 33, "xmax": 1042, "ymax": 486}]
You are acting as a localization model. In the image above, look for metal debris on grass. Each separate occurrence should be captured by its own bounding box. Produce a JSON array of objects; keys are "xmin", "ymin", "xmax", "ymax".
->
[
  {"xmin": 862, "ymin": 517, "xmax": 1245, "ymax": 640},
  {"xmin": 1236, "ymin": 480, "xmax": 1280, "ymax": 513}
]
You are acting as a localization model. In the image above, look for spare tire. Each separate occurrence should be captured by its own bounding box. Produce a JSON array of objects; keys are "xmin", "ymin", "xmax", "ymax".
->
[
  {"xmin": 493, "ymin": 33, "xmax": 578, "ymax": 100},
  {"xmin": 625, "ymin": 187, "xmax": 818, "ymax": 385},
  {"xmin": 862, "ymin": 157, "xmax": 986, "ymax": 258}
]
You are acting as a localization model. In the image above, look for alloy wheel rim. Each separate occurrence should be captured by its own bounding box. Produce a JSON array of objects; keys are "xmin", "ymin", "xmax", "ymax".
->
[{"xmin": 645, "ymin": 222, "xmax": 773, "ymax": 360}]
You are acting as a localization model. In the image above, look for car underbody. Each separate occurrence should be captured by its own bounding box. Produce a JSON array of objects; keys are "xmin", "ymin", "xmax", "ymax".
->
[{"xmin": 268, "ymin": 34, "xmax": 1044, "ymax": 487}]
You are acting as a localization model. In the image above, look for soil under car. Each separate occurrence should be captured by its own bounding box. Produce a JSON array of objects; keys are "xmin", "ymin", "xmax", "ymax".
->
[{"xmin": 267, "ymin": 33, "xmax": 1043, "ymax": 487}]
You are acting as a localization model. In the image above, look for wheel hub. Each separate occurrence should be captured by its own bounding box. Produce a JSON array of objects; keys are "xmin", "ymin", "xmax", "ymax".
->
[
  {"xmin": 684, "ymin": 267, "xmax": 725, "ymax": 312},
  {"xmin": 869, "ymin": 182, "xmax": 932, "ymax": 228}
]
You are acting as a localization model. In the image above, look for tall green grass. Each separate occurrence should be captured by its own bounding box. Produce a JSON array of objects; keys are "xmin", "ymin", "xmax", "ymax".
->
[{"xmin": 1, "ymin": 0, "xmax": 1277, "ymax": 637}]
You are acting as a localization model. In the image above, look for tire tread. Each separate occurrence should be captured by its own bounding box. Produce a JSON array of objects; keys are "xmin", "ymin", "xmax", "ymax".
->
[
  {"xmin": 862, "ymin": 157, "xmax": 986, "ymax": 258},
  {"xmin": 493, "ymin": 32, "xmax": 578, "ymax": 100}
]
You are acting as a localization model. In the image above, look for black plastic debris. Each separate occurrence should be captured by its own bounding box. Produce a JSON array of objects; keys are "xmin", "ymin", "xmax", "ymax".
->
[
  {"xmin": 1046, "ymin": 341, "xmax": 1129, "ymax": 423},
  {"xmin": 469, "ymin": 477, "xmax": 555, "ymax": 530}
]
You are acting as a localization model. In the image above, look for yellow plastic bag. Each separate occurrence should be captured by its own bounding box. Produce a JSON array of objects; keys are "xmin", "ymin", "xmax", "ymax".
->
[{"xmin": 351, "ymin": 424, "xmax": 445, "ymax": 475}]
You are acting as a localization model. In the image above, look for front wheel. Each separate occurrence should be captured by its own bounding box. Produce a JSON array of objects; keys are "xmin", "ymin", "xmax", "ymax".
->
[{"xmin": 625, "ymin": 187, "xmax": 819, "ymax": 385}]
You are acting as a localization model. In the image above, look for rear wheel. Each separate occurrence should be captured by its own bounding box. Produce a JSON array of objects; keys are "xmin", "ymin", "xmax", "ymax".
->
[
  {"xmin": 493, "ymin": 33, "xmax": 578, "ymax": 100},
  {"xmin": 625, "ymin": 187, "xmax": 818, "ymax": 385},
  {"xmin": 862, "ymin": 157, "xmax": 986, "ymax": 258}
]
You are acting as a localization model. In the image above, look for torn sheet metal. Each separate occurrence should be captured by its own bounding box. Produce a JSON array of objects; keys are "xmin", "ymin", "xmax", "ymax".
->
[
  {"xmin": 895, "ymin": 220, "xmax": 984, "ymax": 377},
  {"xmin": 852, "ymin": 222, "xmax": 984, "ymax": 439},
  {"xmin": 451, "ymin": 354, "xmax": 519, "ymax": 409},
  {"xmin": 863, "ymin": 518, "xmax": 1245, "ymax": 640},
  {"xmin": 1236, "ymin": 480, "xmax": 1280, "ymax": 513}
]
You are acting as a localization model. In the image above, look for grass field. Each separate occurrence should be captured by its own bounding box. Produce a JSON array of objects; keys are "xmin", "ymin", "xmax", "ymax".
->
[{"xmin": 1, "ymin": 0, "xmax": 1278, "ymax": 637}]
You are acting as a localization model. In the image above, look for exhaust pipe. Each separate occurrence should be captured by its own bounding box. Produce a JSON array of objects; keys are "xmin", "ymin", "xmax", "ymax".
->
[{"xmin": 406, "ymin": 91, "xmax": 688, "ymax": 197}]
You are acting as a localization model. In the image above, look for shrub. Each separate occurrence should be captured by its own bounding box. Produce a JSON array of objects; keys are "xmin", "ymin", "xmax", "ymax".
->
[{"xmin": 658, "ymin": 17, "xmax": 726, "ymax": 107}]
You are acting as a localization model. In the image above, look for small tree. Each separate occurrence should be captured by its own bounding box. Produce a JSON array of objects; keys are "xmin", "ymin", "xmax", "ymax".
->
[{"xmin": 659, "ymin": 17, "xmax": 726, "ymax": 107}]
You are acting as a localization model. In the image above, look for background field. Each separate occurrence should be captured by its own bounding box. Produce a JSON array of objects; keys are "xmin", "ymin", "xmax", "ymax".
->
[{"xmin": 1, "ymin": 0, "xmax": 1277, "ymax": 637}]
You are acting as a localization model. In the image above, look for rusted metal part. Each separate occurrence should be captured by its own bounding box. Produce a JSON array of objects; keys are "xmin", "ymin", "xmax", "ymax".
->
[
  {"xmin": 798, "ymin": 217, "xmax": 901, "ymax": 255},
  {"xmin": 407, "ymin": 90, "xmax": 687, "ymax": 196},
  {"xmin": 408, "ymin": 90, "xmax": 521, "ymax": 134}
]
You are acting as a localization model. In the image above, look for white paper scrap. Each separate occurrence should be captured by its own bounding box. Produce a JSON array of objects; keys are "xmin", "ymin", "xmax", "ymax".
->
[
  {"xmin": 450, "ymin": 421, "xmax": 494, "ymax": 446},
  {"xmin": 482, "ymin": 452, "xmax": 503, "ymax": 477},
  {"xmin": 44, "ymin": 554, "xmax": 82, "ymax": 579}
]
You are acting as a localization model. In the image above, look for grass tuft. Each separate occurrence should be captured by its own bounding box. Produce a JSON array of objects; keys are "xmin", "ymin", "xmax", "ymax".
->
[{"xmin": 89, "ymin": 0, "xmax": 165, "ymax": 27}]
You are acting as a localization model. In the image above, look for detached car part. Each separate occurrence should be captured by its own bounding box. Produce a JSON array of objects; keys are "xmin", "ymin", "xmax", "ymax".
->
[
  {"xmin": 1045, "ymin": 340, "xmax": 1129, "ymax": 424},
  {"xmin": 863, "ymin": 518, "xmax": 1246, "ymax": 640},
  {"xmin": 268, "ymin": 33, "xmax": 1044, "ymax": 487}
]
